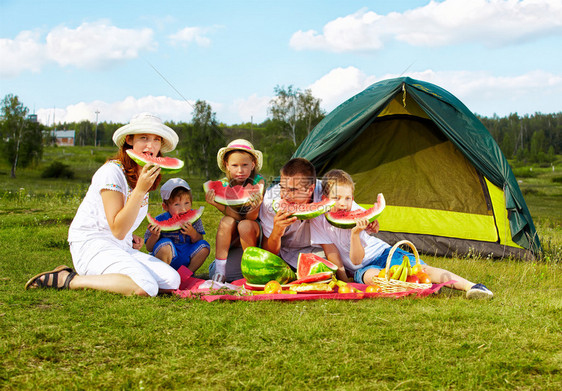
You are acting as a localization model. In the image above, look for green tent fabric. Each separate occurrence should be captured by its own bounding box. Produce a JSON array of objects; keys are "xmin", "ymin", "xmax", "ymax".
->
[{"xmin": 293, "ymin": 77, "xmax": 541, "ymax": 259}]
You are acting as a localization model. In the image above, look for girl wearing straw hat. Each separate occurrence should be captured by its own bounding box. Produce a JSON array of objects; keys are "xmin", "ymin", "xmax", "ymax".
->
[
  {"xmin": 205, "ymin": 139, "xmax": 265, "ymax": 283},
  {"xmin": 25, "ymin": 113, "xmax": 181, "ymax": 296}
]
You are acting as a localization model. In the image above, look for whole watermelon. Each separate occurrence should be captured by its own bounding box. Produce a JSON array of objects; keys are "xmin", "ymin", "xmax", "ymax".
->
[{"xmin": 241, "ymin": 247, "xmax": 296, "ymax": 284}]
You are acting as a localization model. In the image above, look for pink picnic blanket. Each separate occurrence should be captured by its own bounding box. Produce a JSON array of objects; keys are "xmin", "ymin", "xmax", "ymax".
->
[{"xmin": 173, "ymin": 267, "xmax": 454, "ymax": 302}]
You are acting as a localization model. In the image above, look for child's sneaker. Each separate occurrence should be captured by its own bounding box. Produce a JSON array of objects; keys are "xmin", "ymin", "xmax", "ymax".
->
[
  {"xmin": 212, "ymin": 273, "xmax": 226, "ymax": 284},
  {"xmin": 466, "ymin": 283, "xmax": 493, "ymax": 299}
]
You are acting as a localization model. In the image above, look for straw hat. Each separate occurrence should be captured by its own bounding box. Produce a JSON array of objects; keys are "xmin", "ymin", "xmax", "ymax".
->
[
  {"xmin": 112, "ymin": 112, "xmax": 179, "ymax": 153},
  {"xmin": 217, "ymin": 139, "xmax": 263, "ymax": 172}
]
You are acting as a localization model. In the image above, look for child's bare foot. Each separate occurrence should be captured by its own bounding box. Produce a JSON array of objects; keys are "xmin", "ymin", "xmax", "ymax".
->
[{"xmin": 25, "ymin": 265, "xmax": 77, "ymax": 290}]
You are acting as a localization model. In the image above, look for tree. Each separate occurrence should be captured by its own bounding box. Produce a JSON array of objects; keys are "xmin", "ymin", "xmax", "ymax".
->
[
  {"xmin": 183, "ymin": 100, "xmax": 225, "ymax": 179},
  {"xmin": 268, "ymin": 85, "xmax": 324, "ymax": 146},
  {"xmin": 0, "ymin": 94, "xmax": 43, "ymax": 178}
]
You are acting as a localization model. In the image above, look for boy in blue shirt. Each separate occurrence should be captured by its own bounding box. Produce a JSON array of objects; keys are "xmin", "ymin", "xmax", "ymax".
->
[{"xmin": 145, "ymin": 178, "xmax": 210, "ymax": 274}]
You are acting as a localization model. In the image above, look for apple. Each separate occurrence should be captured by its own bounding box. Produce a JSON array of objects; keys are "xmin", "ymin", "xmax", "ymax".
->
[{"xmin": 406, "ymin": 274, "xmax": 420, "ymax": 284}]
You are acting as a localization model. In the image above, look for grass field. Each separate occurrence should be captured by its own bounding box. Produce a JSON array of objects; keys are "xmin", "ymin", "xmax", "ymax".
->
[{"xmin": 0, "ymin": 147, "xmax": 561, "ymax": 390}]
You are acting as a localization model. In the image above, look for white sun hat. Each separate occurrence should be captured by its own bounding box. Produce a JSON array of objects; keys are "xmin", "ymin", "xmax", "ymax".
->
[
  {"xmin": 112, "ymin": 112, "xmax": 179, "ymax": 153},
  {"xmin": 160, "ymin": 178, "xmax": 191, "ymax": 201},
  {"xmin": 216, "ymin": 139, "xmax": 263, "ymax": 172}
]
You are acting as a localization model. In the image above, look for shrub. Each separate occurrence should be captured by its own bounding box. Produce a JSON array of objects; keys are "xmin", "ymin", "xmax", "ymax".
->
[
  {"xmin": 41, "ymin": 161, "xmax": 75, "ymax": 179},
  {"xmin": 552, "ymin": 176, "xmax": 562, "ymax": 184}
]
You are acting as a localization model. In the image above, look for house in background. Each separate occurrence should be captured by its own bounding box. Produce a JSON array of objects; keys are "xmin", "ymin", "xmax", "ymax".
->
[{"xmin": 43, "ymin": 130, "xmax": 76, "ymax": 146}]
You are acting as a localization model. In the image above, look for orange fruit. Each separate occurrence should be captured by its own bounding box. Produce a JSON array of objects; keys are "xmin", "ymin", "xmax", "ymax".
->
[
  {"xmin": 338, "ymin": 284, "xmax": 353, "ymax": 294},
  {"xmin": 365, "ymin": 285, "xmax": 382, "ymax": 293},
  {"xmin": 410, "ymin": 264, "xmax": 424, "ymax": 276},
  {"xmin": 264, "ymin": 280, "xmax": 282, "ymax": 294},
  {"xmin": 416, "ymin": 272, "xmax": 431, "ymax": 284},
  {"xmin": 377, "ymin": 269, "xmax": 386, "ymax": 278}
]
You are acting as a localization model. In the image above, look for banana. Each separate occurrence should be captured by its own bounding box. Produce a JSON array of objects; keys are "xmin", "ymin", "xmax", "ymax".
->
[
  {"xmin": 399, "ymin": 258, "xmax": 409, "ymax": 281},
  {"xmin": 391, "ymin": 263, "xmax": 404, "ymax": 280}
]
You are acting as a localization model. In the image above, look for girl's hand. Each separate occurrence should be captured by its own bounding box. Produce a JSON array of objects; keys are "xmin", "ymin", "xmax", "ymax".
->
[
  {"xmin": 180, "ymin": 222, "xmax": 196, "ymax": 237},
  {"xmin": 137, "ymin": 163, "xmax": 161, "ymax": 194},
  {"xmin": 205, "ymin": 190, "xmax": 218, "ymax": 207},
  {"xmin": 148, "ymin": 223, "xmax": 161, "ymax": 238},
  {"xmin": 351, "ymin": 218, "xmax": 369, "ymax": 235},
  {"xmin": 132, "ymin": 234, "xmax": 144, "ymax": 250},
  {"xmin": 365, "ymin": 219, "xmax": 380, "ymax": 235}
]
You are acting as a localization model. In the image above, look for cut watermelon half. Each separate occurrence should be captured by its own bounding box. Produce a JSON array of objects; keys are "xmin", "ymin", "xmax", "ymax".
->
[
  {"xmin": 288, "ymin": 272, "xmax": 333, "ymax": 285},
  {"xmin": 272, "ymin": 197, "xmax": 335, "ymax": 220},
  {"xmin": 146, "ymin": 206, "xmax": 204, "ymax": 231},
  {"xmin": 296, "ymin": 253, "xmax": 337, "ymax": 279},
  {"xmin": 126, "ymin": 149, "xmax": 184, "ymax": 174},
  {"xmin": 203, "ymin": 180, "xmax": 264, "ymax": 207},
  {"xmin": 325, "ymin": 193, "xmax": 386, "ymax": 229}
]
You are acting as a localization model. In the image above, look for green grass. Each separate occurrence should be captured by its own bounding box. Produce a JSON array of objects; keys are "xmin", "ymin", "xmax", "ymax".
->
[{"xmin": 0, "ymin": 148, "xmax": 561, "ymax": 390}]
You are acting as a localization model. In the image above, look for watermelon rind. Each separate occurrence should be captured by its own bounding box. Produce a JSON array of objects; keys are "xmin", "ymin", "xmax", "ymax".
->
[
  {"xmin": 203, "ymin": 180, "xmax": 264, "ymax": 207},
  {"xmin": 325, "ymin": 193, "xmax": 386, "ymax": 229},
  {"xmin": 296, "ymin": 253, "xmax": 338, "ymax": 279},
  {"xmin": 272, "ymin": 198, "xmax": 335, "ymax": 220},
  {"xmin": 241, "ymin": 247, "xmax": 296, "ymax": 284},
  {"xmin": 288, "ymin": 272, "xmax": 333, "ymax": 285},
  {"xmin": 126, "ymin": 149, "xmax": 184, "ymax": 174},
  {"xmin": 146, "ymin": 206, "xmax": 204, "ymax": 231}
]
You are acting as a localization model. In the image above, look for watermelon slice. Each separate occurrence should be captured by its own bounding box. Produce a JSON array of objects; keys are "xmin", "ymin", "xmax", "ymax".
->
[
  {"xmin": 288, "ymin": 272, "xmax": 333, "ymax": 285},
  {"xmin": 296, "ymin": 253, "xmax": 338, "ymax": 279},
  {"xmin": 325, "ymin": 193, "xmax": 386, "ymax": 229},
  {"xmin": 146, "ymin": 206, "xmax": 204, "ymax": 231},
  {"xmin": 126, "ymin": 149, "xmax": 184, "ymax": 174},
  {"xmin": 272, "ymin": 198, "xmax": 335, "ymax": 220},
  {"xmin": 203, "ymin": 180, "xmax": 264, "ymax": 207}
]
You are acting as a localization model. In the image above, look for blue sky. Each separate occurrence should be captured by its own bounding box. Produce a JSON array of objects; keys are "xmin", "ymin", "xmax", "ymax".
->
[{"xmin": 1, "ymin": 0, "xmax": 561, "ymax": 126}]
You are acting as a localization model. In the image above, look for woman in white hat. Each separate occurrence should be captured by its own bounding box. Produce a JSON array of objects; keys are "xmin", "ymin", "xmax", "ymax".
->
[
  {"xmin": 25, "ymin": 113, "xmax": 181, "ymax": 296},
  {"xmin": 205, "ymin": 139, "xmax": 265, "ymax": 283}
]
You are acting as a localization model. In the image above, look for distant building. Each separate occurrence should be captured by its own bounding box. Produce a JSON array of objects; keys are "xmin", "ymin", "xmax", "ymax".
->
[
  {"xmin": 43, "ymin": 130, "xmax": 76, "ymax": 146},
  {"xmin": 27, "ymin": 114, "xmax": 38, "ymax": 123}
]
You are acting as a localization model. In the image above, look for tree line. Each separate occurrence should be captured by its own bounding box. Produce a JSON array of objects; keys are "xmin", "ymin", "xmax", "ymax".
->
[{"xmin": 1, "ymin": 90, "xmax": 561, "ymax": 179}]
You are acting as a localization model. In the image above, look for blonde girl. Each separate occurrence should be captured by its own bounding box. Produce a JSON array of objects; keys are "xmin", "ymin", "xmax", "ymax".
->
[{"xmin": 205, "ymin": 139, "xmax": 265, "ymax": 282}]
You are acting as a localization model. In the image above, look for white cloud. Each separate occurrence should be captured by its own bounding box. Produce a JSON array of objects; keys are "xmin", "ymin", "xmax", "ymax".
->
[
  {"xmin": 46, "ymin": 21, "xmax": 156, "ymax": 69},
  {"xmin": 37, "ymin": 96, "xmax": 194, "ymax": 125},
  {"xmin": 0, "ymin": 21, "xmax": 156, "ymax": 77},
  {"xmin": 169, "ymin": 26, "xmax": 212, "ymax": 47},
  {"xmin": 290, "ymin": 0, "xmax": 562, "ymax": 52},
  {"xmin": 307, "ymin": 67, "xmax": 562, "ymax": 116},
  {"xmin": 0, "ymin": 30, "xmax": 47, "ymax": 77},
  {"xmin": 230, "ymin": 94, "xmax": 271, "ymax": 124}
]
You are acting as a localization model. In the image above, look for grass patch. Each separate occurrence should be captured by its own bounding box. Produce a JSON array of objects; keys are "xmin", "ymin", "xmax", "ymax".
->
[{"xmin": 0, "ymin": 149, "xmax": 561, "ymax": 389}]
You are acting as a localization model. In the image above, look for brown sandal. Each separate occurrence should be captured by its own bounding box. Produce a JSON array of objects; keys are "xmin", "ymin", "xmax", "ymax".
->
[{"xmin": 25, "ymin": 265, "xmax": 76, "ymax": 290}]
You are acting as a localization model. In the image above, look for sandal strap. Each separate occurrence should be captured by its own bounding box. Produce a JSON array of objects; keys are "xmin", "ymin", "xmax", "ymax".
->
[{"xmin": 62, "ymin": 272, "xmax": 77, "ymax": 290}]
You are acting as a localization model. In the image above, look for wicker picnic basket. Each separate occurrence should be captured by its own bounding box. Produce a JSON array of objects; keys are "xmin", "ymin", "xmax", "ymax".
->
[{"xmin": 370, "ymin": 240, "xmax": 432, "ymax": 293}]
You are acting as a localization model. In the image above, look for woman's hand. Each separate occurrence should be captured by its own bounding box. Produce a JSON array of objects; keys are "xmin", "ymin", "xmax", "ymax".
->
[
  {"xmin": 136, "ymin": 164, "xmax": 161, "ymax": 194},
  {"xmin": 132, "ymin": 234, "xmax": 144, "ymax": 250}
]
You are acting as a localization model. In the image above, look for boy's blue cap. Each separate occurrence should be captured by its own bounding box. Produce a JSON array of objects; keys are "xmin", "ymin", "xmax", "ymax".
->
[{"xmin": 161, "ymin": 178, "xmax": 190, "ymax": 201}]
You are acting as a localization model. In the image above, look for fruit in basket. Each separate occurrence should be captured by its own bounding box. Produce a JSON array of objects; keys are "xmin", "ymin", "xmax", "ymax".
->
[
  {"xmin": 264, "ymin": 280, "xmax": 283, "ymax": 294},
  {"xmin": 410, "ymin": 264, "xmax": 424, "ymax": 276},
  {"xmin": 399, "ymin": 256, "xmax": 410, "ymax": 282},
  {"xmin": 241, "ymin": 247, "xmax": 296, "ymax": 284},
  {"xmin": 406, "ymin": 275, "xmax": 420, "ymax": 284},
  {"xmin": 390, "ymin": 263, "xmax": 404, "ymax": 280},
  {"xmin": 377, "ymin": 269, "xmax": 386, "ymax": 278},
  {"xmin": 416, "ymin": 272, "xmax": 431, "ymax": 284}
]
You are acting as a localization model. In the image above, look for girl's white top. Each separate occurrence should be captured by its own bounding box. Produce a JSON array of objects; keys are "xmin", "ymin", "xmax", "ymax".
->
[
  {"xmin": 310, "ymin": 201, "xmax": 390, "ymax": 271},
  {"xmin": 68, "ymin": 161, "xmax": 149, "ymax": 249}
]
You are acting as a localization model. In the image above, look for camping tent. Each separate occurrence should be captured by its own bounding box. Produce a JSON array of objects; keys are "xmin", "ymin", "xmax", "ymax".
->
[{"xmin": 293, "ymin": 77, "xmax": 541, "ymax": 259}]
